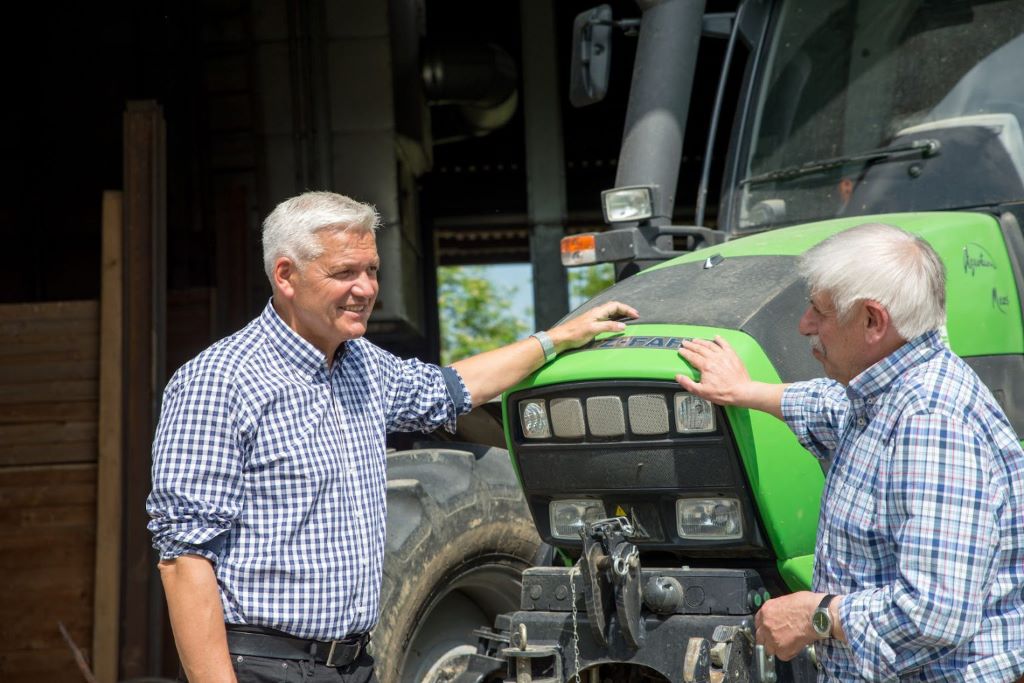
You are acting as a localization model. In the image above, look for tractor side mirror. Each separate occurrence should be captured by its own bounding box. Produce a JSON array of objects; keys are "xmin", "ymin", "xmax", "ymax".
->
[{"xmin": 569, "ymin": 4, "xmax": 613, "ymax": 107}]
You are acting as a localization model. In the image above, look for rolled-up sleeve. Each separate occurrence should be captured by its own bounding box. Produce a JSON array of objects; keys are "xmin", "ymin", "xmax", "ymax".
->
[
  {"xmin": 781, "ymin": 378, "xmax": 849, "ymax": 461},
  {"xmin": 375, "ymin": 348, "xmax": 473, "ymax": 433},
  {"xmin": 839, "ymin": 413, "xmax": 998, "ymax": 680},
  {"xmin": 146, "ymin": 369, "xmax": 245, "ymax": 562}
]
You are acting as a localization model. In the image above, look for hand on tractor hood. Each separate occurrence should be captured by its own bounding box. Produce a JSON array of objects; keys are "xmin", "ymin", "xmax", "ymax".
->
[{"xmin": 676, "ymin": 336, "xmax": 787, "ymax": 420}]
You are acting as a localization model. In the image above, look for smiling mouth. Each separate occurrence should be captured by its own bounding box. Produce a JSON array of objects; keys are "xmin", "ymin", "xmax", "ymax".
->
[{"xmin": 339, "ymin": 305, "xmax": 368, "ymax": 314}]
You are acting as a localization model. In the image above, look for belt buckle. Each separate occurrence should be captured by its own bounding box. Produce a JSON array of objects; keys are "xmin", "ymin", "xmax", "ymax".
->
[{"xmin": 325, "ymin": 637, "xmax": 360, "ymax": 668}]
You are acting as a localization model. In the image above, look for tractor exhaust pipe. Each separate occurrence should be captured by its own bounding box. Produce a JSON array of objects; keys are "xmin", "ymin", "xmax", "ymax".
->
[{"xmin": 615, "ymin": 0, "xmax": 706, "ymax": 225}]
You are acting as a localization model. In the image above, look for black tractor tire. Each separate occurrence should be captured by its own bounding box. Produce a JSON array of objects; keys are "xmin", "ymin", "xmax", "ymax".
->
[{"xmin": 374, "ymin": 444, "xmax": 541, "ymax": 683}]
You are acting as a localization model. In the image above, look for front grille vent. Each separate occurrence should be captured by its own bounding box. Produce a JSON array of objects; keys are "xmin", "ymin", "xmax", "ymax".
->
[
  {"xmin": 586, "ymin": 396, "xmax": 625, "ymax": 437},
  {"xmin": 550, "ymin": 398, "xmax": 586, "ymax": 438},
  {"xmin": 628, "ymin": 394, "xmax": 670, "ymax": 435}
]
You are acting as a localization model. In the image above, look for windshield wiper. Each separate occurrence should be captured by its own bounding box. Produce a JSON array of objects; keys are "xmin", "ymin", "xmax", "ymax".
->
[{"xmin": 740, "ymin": 138, "xmax": 940, "ymax": 186}]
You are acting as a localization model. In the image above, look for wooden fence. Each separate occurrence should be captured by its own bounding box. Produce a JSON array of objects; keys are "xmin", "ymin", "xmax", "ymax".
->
[{"xmin": 0, "ymin": 300, "xmax": 100, "ymax": 682}]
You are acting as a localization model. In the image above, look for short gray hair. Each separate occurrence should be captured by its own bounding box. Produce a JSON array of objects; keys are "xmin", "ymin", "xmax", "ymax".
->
[
  {"xmin": 262, "ymin": 191, "xmax": 380, "ymax": 281},
  {"xmin": 799, "ymin": 223, "xmax": 946, "ymax": 340}
]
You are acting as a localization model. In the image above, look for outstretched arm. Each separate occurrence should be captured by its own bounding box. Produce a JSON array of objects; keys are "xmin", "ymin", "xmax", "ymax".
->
[
  {"xmin": 452, "ymin": 301, "xmax": 639, "ymax": 407},
  {"xmin": 676, "ymin": 336, "xmax": 787, "ymax": 419}
]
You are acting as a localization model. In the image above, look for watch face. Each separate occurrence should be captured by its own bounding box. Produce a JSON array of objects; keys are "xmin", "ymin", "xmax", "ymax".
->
[{"xmin": 812, "ymin": 608, "xmax": 831, "ymax": 637}]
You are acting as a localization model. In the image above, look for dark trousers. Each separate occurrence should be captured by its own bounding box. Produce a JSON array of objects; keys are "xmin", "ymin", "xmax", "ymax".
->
[{"xmin": 177, "ymin": 651, "xmax": 378, "ymax": 683}]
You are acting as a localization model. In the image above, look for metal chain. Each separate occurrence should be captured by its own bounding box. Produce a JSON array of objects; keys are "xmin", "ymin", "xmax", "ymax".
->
[{"xmin": 568, "ymin": 561, "xmax": 582, "ymax": 683}]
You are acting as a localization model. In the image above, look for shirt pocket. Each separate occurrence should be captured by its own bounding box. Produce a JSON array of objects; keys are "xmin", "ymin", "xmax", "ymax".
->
[
  {"xmin": 246, "ymin": 387, "xmax": 329, "ymax": 483},
  {"xmin": 823, "ymin": 479, "xmax": 889, "ymax": 577}
]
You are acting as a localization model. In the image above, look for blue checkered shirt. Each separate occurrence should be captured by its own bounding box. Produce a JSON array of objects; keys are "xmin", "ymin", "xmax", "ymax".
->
[
  {"xmin": 147, "ymin": 302, "xmax": 472, "ymax": 640},
  {"xmin": 782, "ymin": 331, "xmax": 1024, "ymax": 681}
]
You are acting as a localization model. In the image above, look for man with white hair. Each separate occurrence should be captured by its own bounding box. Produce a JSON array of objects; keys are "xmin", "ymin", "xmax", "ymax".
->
[
  {"xmin": 677, "ymin": 223, "xmax": 1024, "ymax": 681},
  {"xmin": 148, "ymin": 191, "xmax": 638, "ymax": 683}
]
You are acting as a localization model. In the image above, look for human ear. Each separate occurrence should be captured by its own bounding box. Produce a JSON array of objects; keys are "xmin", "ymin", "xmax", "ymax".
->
[
  {"xmin": 863, "ymin": 300, "xmax": 891, "ymax": 343},
  {"xmin": 273, "ymin": 257, "xmax": 298, "ymax": 298}
]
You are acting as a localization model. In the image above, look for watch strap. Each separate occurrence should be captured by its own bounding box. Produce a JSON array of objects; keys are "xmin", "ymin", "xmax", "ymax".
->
[{"xmin": 530, "ymin": 331, "xmax": 557, "ymax": 362}]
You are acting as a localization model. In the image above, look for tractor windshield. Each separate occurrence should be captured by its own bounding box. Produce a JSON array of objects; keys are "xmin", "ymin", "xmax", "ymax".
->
[{"xmin": 733, "ymin": 0, "xmax": 1024, "ymax": 231}]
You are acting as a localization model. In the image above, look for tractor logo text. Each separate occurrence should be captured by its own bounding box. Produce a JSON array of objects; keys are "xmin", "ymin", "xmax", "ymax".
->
[
  {"xmin": 963, "ymin": 243, "xmax": 996, "ymax": 276},
  {"xmin": 992, "ymin": 288, "xmax": 1010, "ymax": 313},
  {"xmin": 586, "ymin": 335, "xmax": 690, "ymax": 350}
]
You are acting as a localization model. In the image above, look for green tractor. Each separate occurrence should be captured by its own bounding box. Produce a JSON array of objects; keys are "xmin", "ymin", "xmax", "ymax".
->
[{"xmin": 375, "ymin": 1, "xmax": 1024, "ymax": 681}]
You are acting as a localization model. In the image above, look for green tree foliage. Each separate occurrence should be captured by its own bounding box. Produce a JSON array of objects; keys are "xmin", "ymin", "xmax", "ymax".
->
[
  {"xmin": 438, "ymin": 266, "xmax": 531, "ymax": 365},
  {"xmin": 568, "ymin": 263, "xmax": 615, "ymax": 309}
]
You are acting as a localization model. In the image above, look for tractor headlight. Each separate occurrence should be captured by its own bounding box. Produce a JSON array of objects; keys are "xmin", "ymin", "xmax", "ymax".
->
[
  {"xmin": 602, "ymin": 186, "xmax": 654, "ymax": 223},
  {"xmin": 676, "ymin": 498, "xmax": 742, "ymax": 540},
  {"xmin": 520, "ymin": 400, "xmax": 551, "ymax": 439},
  {"xmin": 674, "ymin": 393, "xmax": 715, "ymax": 433},
  {"xmin": 550, "ymin": 499, "xmax": 606, "ymax": 540}
]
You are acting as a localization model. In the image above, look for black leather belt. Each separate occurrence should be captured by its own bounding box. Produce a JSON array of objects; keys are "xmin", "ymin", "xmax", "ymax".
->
[{"xmin": 225, "ymin": 625, "xmax": 368, "ymax": 667}]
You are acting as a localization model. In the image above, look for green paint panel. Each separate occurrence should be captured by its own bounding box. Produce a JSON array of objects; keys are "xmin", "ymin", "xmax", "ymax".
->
[
  {"xmin": 503, "ymin": 325, "xmax": 824, "ymax": 563},
  {"xmin": 779, "ymin": 555, "xmax": 814, "ymax": 591},
  {"xmin": 645, "ymin": 212, "xmax": 982, "ymax": 263}
]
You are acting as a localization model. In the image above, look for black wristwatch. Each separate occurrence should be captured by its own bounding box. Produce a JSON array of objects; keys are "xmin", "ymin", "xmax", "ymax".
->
[{"xmin": 811, "ymin": 594, "xmax": 836, "ymax": 639}]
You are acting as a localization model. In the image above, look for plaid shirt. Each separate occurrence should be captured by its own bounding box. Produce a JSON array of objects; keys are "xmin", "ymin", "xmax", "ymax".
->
[
  {"xmin": 147, "ymin": 302, "xmax": 471, "ymax": 640},
  {"xmin": 783, "ymin": 331, "xmax": 1024, "ymax": 682}
]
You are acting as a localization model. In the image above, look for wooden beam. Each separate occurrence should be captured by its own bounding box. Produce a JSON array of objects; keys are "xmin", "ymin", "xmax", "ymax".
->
[
  {"xmin": 120, "ymin": 100, "xmax": 167, "ymax": 679},
  {"xmin": 93, "ymin": 190, "xmax": 123, "ymax": 683}
]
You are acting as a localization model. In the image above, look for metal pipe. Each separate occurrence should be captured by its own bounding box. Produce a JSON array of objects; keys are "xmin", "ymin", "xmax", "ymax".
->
[
  {"xmin": 695, "ymin": 5, "xmax": 743, "ymax": 227},
  {"xmin": 615, "ymin": 0, "xmax": 707, "ymax": 224}
]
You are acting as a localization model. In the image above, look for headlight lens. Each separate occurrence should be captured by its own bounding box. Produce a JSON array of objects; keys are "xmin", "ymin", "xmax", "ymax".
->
[
  {"xmin": 602, "ymin": 186, "xmax": 654, "ymax": 223},
  {"xmin": 674, "ymin": 393, "xmax": 715, "ymax": 433},
  {"xmin": 520, "ymin": 400, "xmax": 551, "ymax": 439},
  {"xmin": 676, "ymin": 498, "xmax": 742, "ymax": 539},
  {"xmin": 550, "ymin": 499, "xmax": 606, "ymax": 540}
]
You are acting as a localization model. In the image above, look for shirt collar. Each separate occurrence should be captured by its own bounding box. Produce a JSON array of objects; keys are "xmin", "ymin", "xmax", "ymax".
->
[
  {"xmin": 846, "ymin": 329, "xmax": 943, "ymax": 403},
  {"xmin": 259, "ymin": 300, "xmax": 341, "ymax": 379}
]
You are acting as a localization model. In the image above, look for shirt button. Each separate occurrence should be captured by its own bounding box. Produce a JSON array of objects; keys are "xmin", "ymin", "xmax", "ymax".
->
[
  {"xmin": 857, "ymin": 418, "xmax": 866, "ymax": 427},
  {"xmin": 357, "ymin": 606, "xmax": 366, "ymax": 614},
  {"xmin": 866, "ymin": 397, "xmax": 875, "ymax": 404}
]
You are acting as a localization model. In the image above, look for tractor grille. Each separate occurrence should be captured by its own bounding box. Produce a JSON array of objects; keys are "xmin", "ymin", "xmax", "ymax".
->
[
  {"xmin": 628, "ymin": 394, "xmax": 670, "ymax": 435},
  {"xmin": 550, "ymin": 398, "xmax": 585, "ymax": 438},
  {"xmin": 585, "ymin": 396, "xmax": 626, "ymax": 437}
]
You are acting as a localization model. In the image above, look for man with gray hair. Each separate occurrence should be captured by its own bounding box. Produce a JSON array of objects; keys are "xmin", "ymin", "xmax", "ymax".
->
[
  {"xmin": 148, "ymin": 191, "xmax": 638, "ymax": 682},
  {"xmin": 677, "ymin": 223, "xmax": 1024, "ymax": 681}
]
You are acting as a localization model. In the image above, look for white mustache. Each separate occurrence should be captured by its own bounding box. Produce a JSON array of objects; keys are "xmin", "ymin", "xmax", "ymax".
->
[{"xmin": 809, "ymin": 335, "xmax": 825, "ymax": 355}]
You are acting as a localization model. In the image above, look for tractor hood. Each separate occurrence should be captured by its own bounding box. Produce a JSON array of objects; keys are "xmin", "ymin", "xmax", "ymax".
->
[{"xmin": 572, "ymin": 253, "xmax": 815, "ymax": 383}]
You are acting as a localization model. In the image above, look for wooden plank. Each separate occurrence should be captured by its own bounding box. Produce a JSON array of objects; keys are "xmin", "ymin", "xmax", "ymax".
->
[
  {"xmin": 0, "ymin": 443, "xmax": 97, "ymax": 467},
  {"xmin": 0, "ymin": 648, "xmax": 91, "ymax": 683},
  {"xmin": 0, "ymin": 421, "xmax": 96, "ymax": 445},
  {"xmin": 121, "ymin": 99, "xmax": 167, "ymax": 678},
  {"xmin": 0, "ymin": 401, "xmax": 97, "ymax": 424},
  {"xmin": 93, "ymin": 189, "xmax": 124, "ymax": 683},
  {"xmin": 0, "ymin": 465, "xmax": 95, "ymax": 681},
  {"xmin": 0, "ymin": 336, "xmax": 99, "ymax": 358},
  {"xmin": 0, "ymin": 379, "xmax": 97, "ymax": 403},
  {"xmin": 0, "ymin": 316, "xmax": 97, "ymax": 337},
  {"xmin": 0, "ymin": 531, "xmax": 96, "ymax": 568},
  {"xmin": 0, "ymin": 501, "xmax": 98, "ymax": 528},
  {"xmin": 0, "ymin": 464, "xmax": 96, "ymax": 498},
  {"xmin": 0, "ymin": 358, "xmax": 99, "ymax": 383},
  {"xmin": 0, "ymin": 300, "xmax": 97, "ymax": 322}
]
